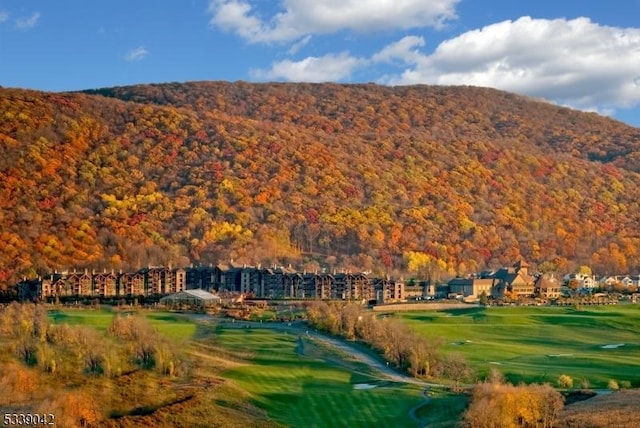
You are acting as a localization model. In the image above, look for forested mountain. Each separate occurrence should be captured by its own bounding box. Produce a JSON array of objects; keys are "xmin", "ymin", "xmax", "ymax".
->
[{"xmin": 2, "ymin": 82, "xmax": 640, "ymax": 287}]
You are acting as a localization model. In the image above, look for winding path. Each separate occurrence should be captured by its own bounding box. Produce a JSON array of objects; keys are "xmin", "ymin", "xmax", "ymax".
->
[{"xmin": 198, "ymin": 316, "xmax": 436, "ymax": 427}]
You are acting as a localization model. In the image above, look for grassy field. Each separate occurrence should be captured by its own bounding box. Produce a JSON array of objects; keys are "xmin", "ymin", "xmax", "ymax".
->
[
  {"xmin": 48, "ymin": 308, "xmax": 197, "ymax": 339},
  {"xmin": 396, "ymin": 304, "xmax": 640, "ymax": 388},
  {"xmin": 49, "ymin": 308, "xmax": 115, "ymax": 331},
  {"xmin": 44, "ymin": 308, "xmax": 429, "ymax": 427},
  {"xmin": 216, "ymin": 327, "xmax": 425, "ymax": 428}
]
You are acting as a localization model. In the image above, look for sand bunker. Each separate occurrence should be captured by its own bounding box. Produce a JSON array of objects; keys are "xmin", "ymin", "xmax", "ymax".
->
[
  {"xmin": 353, "ymin": 383, "xmax": 377, "ymax": 390},
  {"xmin": 601, "ymin": 344, "xmax": 625, "ymax": 349},
  {"xmin": 489, "ymin": 362, "xmax": 503, "ymax": 365}
]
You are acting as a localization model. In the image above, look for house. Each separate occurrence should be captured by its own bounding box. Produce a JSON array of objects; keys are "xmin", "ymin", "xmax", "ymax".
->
[
  {"xmin": 446, "ymin": 259, "xmax": 537, "ymax": 300},
  {"xmin": 618, "ymin": 275, "xmax": 640, "ymax": 288},
  {"xmin": 493, "ymin": 259, "xmax": 535, "ymax": 298},
  {"xmin": 448, "ymin": 277, "xmax": 494, "ymax": 299},
  {"xmin": 565, "ymin": 273, "xmax": 598, "ymax": 290},
  {"xmin": 535, "ymin": 273, "xmax": 561, "ymax": 299},
  {"xmin": 598, "ymin": 275, "xmax": 640, "ymax": 290}
]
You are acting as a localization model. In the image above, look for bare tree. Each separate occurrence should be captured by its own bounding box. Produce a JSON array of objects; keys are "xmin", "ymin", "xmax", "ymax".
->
[{"xmin": 442, "ymin": 352, "xmax": 473, "ymax": 392}]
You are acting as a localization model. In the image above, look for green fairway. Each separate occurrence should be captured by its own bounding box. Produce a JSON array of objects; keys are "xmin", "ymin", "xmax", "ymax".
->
[
  {"xmin": 216, "ymin": 327, "xmax": 425, "ymax": 428},
  {"xmin": 397, "ymin": 304, "xmax": 640, "ymax": 388},
  {"xmin": 48, "ymin": 308, "xmax": 115, "ymax": 331},
  {"xmin": 47, "ymin": 309, "xmax": 197, "ymax": 339},
  {"xmin": 144, "ymin": 312, "xmax": 198, "ymax": 339}
]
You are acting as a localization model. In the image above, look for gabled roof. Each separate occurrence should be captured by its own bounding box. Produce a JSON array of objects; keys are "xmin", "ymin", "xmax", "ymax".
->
[{"xmin": 536, "ymin": 274, "xmax": 560, "ymax": 289}]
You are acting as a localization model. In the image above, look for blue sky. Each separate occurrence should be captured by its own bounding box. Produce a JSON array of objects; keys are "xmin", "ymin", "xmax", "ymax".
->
[{"xmin": 1, "ymin": 0, "xmax": 639, "ymax": 126}]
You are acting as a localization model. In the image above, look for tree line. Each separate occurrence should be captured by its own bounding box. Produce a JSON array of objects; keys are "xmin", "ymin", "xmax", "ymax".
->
[
  {"xmin": 3, "ymin": 83, "xmax": 640, "ymax": 287},
  {"xmin": 305, "ymin": 302, "xmax": 570, "ymax": 427},
  {"xmin": 305, "ymin": 301, "xmax": 472, "ymax": 386}
]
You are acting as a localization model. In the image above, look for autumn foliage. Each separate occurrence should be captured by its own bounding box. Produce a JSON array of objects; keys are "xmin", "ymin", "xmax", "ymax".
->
[
  {"xmin": 2, "ymin": 83, "xmax": 640, "ymax": 288},
  {"xmin": 305, "ymin": 301, "xmax": 472, "ymax": 383},
  {"xmin": 464, "ymin": 379, "xmax": 564, "ymax": 428}
]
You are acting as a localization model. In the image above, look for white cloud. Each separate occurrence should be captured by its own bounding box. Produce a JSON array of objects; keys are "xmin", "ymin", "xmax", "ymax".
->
[
  {"xmin": 251, "ymin": 52, "xmax": 366, "ymax": 82},
  {"xmin": 372, "ymin": 35, "xmax": 426, "ymax": 65},
  {"xmin": 15, "ymin": 12, "xmax": 40, "ymax": 29},
  {"xmin": 0, "ymin": 12, "xmax": 9, "ymax": 23},
  {"xmin": 125, "ymin": 46, "xmax": 150, "ymax": 62},
  {"xmin": 288, "ymin": 35, "xmax": 312, "ymax": 55},
  {"xmin": 208, "ymin": 0, "xmax": 459, "ymax": 43},
  {"xmin": 377, "ymin": 17, "xmax": 640, "ymax": 111}
]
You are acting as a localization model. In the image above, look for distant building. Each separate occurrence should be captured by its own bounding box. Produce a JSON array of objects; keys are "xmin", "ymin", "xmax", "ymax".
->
[
  {"xmin": 565, "ymin": 273, "xmax": 598, "ymax": 290},
  {"xmin": 493, "ymin": 259, "xmax": 535, "ymax": 298},
  {"xmin": 159, "ymin": 289, "xmax": 221, "ymax": 308},
  {"xmin": 535, "ymin": 273, "xmax": 562, "ymax": 299},
  {"xmin": 16, "ymin": 262, "xmax": 406, "ymax": 303},
  {"xmin": 447, "ymin": 259, "xmax": 536, "ymax": 300},
  {"xmin": 448, "ymin": 277, "xmax": 494, "ymax": 299}
]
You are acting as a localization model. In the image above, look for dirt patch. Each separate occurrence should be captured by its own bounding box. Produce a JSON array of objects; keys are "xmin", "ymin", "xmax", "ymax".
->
[{"xmin": 558, "ymin": 390, "xmax": 640, "ymax": 428}]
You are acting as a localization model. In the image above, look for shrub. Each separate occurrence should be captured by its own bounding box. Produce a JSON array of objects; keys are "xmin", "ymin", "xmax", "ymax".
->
[
  {"xmin": 38, "ymin": 391, "xmax": 102, "ymax": 428},
  {"xmin": 558, "ymin": 374, "xmax": 574, "ymax": 389},
  {"xmin": 0, "ymin": 362, "xmax": 40, "ymax": 405},
  {"xmin": 464, "ymin": 382, "xmax": 564, "ymax": 428},
  {"xmin": 608, "ymin": 379, "xmax": 619, "ymax": 390}
]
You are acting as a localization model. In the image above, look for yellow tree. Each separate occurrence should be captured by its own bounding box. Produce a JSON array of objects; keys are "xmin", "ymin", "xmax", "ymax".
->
[{"xmin": 403, "ymin": 250, "xmax": 448, "ymax": 282}]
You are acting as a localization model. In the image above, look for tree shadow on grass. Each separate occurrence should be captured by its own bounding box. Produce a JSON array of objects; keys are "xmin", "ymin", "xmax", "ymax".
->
[
  {"xmin": 441, "ymin": 307, "xmax": 487, "ymax": 316},
  {"xmin": 441, "ymin": 306, "xmax": 489, "ymax": 323}
]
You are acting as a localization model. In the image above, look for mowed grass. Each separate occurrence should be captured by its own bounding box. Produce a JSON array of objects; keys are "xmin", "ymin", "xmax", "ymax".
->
[
  {"xmin": 397, "ymin": 304, "xmax": 640, "ymax": 388},
  {"xmin": 48, "ymin": 308, "xmax": 197, "ymax": 339},
  {"xmin": 49, "ymin": 308, "xmax": 115, "ymax": 331},
  {"xmin": 217, "ymin": 327, "xmax": 424, "ymax": 428}
]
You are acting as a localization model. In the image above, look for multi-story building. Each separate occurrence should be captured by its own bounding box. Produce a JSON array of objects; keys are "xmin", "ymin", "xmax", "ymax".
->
[{"xmin": 17, "ymin": 262, "xmax": 407, "ymax": 303}]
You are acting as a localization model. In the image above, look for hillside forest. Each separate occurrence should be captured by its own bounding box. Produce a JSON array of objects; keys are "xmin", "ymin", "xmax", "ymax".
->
[{"xmin": 2, "ymin": 82, "xmax": 640, "ymax": 289}]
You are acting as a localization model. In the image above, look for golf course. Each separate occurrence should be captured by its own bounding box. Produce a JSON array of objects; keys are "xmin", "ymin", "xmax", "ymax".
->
[
  {"xmin": 216, "ymin": 326, "xmax": 426, "ymax": 427},
  {"xmin": 395, "ymin": 304, "xmax": 640, "ymax": 388},
  {"xmin": 20, "ymin": 303, "xmax": 638, "ymax": 426},
  {"xmin": 41, "ymin": 308, "xmax": 432, "ymax": 427}
]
